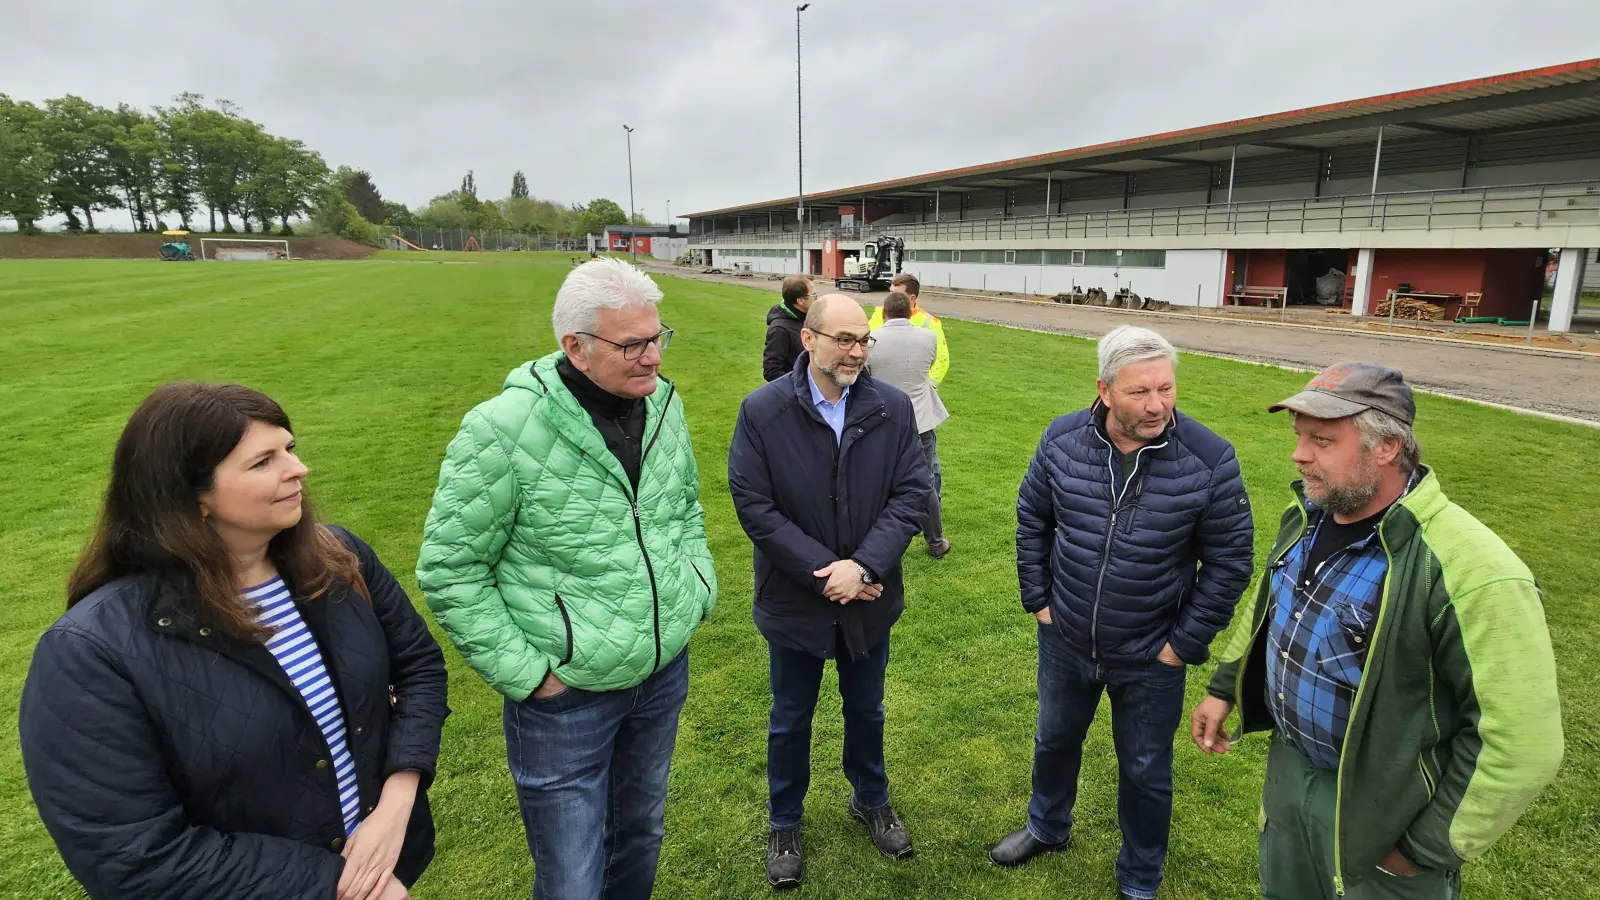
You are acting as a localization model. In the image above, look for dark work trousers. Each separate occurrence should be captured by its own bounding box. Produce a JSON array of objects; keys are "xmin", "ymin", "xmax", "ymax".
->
[{"xmin": 766, "ymin": 632, "xmax": 891, "ymax": 830}]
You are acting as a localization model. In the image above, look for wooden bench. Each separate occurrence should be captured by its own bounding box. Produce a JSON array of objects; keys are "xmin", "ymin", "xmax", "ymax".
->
[{"xmin": 1225, "ymin": 285, "xmax": 1288, "ymax": 307}]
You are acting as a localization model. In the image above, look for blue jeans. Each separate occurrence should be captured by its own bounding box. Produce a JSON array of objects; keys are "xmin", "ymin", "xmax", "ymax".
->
[
  {"xmin": 1027, "ymin": 624, "xmax": 1187, "ymax": 900},
  {"xmin": 767, "ymin": 636, "xmax": 891, "ymax": 830},
  {"xmin": 503, "ymin": 650, "xmax": 690, "ymax": 900}
]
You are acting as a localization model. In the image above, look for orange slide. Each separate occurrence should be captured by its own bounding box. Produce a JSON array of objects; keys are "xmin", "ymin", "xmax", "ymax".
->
[{"xmin": 391, "ymin": 233, "xmax": 426, "ymax": 251}]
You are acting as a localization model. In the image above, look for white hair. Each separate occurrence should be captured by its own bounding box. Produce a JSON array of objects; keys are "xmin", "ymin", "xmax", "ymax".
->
[
  {"xmin": 1097, "ymin": 325, "xmax": 1177, "ymax": 384},
  {"xmin": 1353, "ymin": 408, "xmax": 1422, "ymax": 474},
  {"xmin": 552, "ymin": 257, "xmax": 663, "ymax": 345}
]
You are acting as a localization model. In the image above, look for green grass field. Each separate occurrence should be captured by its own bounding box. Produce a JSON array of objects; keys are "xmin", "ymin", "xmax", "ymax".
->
[{"xmin": 2, "ymin": 252, "xmax": 1596, "ymax": 899}]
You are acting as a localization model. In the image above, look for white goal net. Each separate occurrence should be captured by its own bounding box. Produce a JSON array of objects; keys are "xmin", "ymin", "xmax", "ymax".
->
[{"xmin": 200, "ymin": 238, "xmax": 292, "ymax": 261}]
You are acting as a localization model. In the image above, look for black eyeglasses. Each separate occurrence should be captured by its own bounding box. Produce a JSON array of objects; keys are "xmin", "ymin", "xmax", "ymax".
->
[
  {"xmin": 810, "ymin": 330, "xmax": 876, "ymax": 350},
  {"xmin": 579, "ymin": 327, "xmax": 674, "ymax": 360}
]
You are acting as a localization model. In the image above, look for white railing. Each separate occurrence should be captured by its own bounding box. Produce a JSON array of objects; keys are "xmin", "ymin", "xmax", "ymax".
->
[{"xmin": 687, "ymin": 181, "xmax": 1600, "ymax": 246}]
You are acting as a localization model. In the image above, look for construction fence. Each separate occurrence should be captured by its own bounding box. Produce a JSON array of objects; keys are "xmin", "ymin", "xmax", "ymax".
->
[{"xmin": 384, "ymin": 228, "xmax": 587, "ymax": 253}]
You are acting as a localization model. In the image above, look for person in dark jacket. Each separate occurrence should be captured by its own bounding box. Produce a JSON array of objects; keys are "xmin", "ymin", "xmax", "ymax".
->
[
  {"xmin": 763, "ymin": 274, "xmax": 814, "ymax": 381},
  {"xmin": 990, "ymin": 326, "xmax": 1254, "ymax": 900},
  {"xmin": 19, "ymin": 383, "xmax": 449, "ymax": 900},
  {"xmin": 729, "ymin": 293, "xmax": 930, "ymax": 889}
]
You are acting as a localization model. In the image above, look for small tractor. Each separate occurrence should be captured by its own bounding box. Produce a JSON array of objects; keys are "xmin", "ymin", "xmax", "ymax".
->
[
  {"xmin": 836, "ymin": 235, "xmax": 904, "ymax": 292},
  {"xmin": 158, "ymin": 230, "xmax": 195, "ymax": 261}
]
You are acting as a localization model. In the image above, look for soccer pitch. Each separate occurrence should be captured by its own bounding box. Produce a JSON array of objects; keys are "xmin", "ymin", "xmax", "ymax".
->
[{"xmin": 1, "ymin": 253, "xmax": 1594, "ymax": 899}]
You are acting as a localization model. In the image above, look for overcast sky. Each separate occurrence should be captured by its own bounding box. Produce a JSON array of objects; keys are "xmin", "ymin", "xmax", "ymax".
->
[{"xmin": 5, "ymin": 0, "xmax": 1600, "ymax": 227}]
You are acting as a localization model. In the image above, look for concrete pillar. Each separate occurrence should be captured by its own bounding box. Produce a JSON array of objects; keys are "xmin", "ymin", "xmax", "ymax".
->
[
  {"xmin": 1548, "ymin": 247, "xmax": 1590, "ymax": 333},
  {"xmin": 1351, "ymin": 248, "xmax": 1376, "ymax": 316}
]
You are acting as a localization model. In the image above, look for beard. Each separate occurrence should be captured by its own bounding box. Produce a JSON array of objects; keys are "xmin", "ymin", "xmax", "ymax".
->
[
  {"xmin": 1301, "ymin": 452, "xmax": 1382, "ymax": 516},
  {"xmin": 821, "ymin": 358, "xmax": 862, "ymax": 387},
  {"xmin": 1111, "ymin": 406, "xmax": 1166, "ymax": 444}
]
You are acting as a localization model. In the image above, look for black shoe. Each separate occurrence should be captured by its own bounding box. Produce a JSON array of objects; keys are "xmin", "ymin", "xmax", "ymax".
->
[
  {"xmin": 927, "ymin": 538, "xmax": 951, "ymax": 559},
  {"xmin": 767, "ymin": 828, "xmax": 804, "ymax": 889},
  {"xmin": 848, "ymin": 796, "xmax": 914, "ymax": 859},
  {"xmin": 988, "ymin": 828, "xmax": 1069, "ymax": 867}
]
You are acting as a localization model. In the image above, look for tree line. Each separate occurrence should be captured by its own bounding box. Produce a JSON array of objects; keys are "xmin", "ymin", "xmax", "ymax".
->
[
  {"xmin": 0, "ymin": 92, "xmax": 328, "ymax": 234},
  {"xmin": 0, "ymin": 91, "xmax": 654, "ymax": 241}
]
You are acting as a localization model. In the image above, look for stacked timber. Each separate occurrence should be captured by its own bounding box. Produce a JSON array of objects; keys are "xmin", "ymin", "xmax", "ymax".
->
[{"xmin": 1374, "ymin": 295, "xmax": 1446, "ymax": 321}]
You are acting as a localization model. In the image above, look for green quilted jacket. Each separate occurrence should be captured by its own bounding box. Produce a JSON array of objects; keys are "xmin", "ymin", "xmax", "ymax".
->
[
  {"xmin": 416, "ymin": 352, "xmax": 717, "ymax": 701},
  {"xmin": 1209, "ymin": 469, "xmax": 1562, "ymax": 893}
]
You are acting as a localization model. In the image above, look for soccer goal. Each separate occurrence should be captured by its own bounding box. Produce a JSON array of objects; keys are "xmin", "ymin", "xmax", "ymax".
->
[{"xmin": 199, "ymin": 238, "xmax": 292, "ymax": 261}]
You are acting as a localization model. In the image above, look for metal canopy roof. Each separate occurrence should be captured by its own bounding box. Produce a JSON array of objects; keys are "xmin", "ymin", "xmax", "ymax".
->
[{"xmin": 685, "ymin": 58, "xmax": 1600, "ymax": 218}]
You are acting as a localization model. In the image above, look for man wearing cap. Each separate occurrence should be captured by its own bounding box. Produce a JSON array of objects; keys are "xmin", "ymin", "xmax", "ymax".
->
[{"xmin": 1191, "ymin": 362, "xmax": 1563, "ymax": 899}]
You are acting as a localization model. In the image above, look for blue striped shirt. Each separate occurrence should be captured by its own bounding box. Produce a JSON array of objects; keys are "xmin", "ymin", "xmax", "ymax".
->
[{"xmin": 245, "ymin": 577, "xmax": 362, "ymax": 835}]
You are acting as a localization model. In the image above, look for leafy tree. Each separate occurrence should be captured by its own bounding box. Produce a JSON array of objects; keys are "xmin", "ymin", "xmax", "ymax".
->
[
  {"xmin": 414, "ymin": 192, "xmax": 476, "ymax": 231},
  {"xmin": 41, "ymin": 95, "xmax": 122, "ymax": 231},
  {"xmin": 0, "ymin": 95, "xmax": 52, "ymax": 232},
  {"xmin": 382, "ymin": 201, "xmax": 415, "ymax": 228},
  {"xmin": 153, "ymin": 102, "xmax": 198, "ymax": 230},
  {"xmin": 510, "ymin": 170, "xmax": 529, "ymax": 199},
  {"xmin": 252, "ymin": 138, "xmax": 328, "ymax": 233},
  {"xmin": 630, "ymin": 212, "xmax": 651, "ymax": 226},
  {"xmin": 576, "ymin": 197, "xmax": 629, "ymax": 236},
  {"xmin": 106, "ymin": 104, "xmax": 166, "ymax": 231},
  {"xmin": 504, "ymin": 195, "xmax": 579, "ymax": 235},
  {"xmin": 476, "ymin": 199, "xmax": 509, "ymax": 232},
  {"xmin": 460, "ymin": 170, "xmax": 477, "ymax": 199},
  {"xmin": 341, "ymin": 169, "xmax": 386, "ymax": 224}
]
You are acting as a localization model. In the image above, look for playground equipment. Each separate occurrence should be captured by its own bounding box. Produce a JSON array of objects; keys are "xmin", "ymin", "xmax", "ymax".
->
[
  {"xmin": 158, "ymin": 230, "xmax": 195, "ymax": 261},
  {"xmin": 463, "ymin": 235, "xmax": 483, "ymax": 252},
  {"xmin": 390, "ymin": 233, "xmax": 426, "ymax": 251}
]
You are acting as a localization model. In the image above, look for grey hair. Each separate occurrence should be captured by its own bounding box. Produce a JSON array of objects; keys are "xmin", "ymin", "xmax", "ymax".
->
[
  {"xmin": 552, "ymin": 257, "xmax": 663, "ymax": 345},
  {"xmin": 1097, "ymin": 325, "xmax": 1178, "ymax": 384},
  {"xmin": 1354, "ymin": 408, "xmax": 1422, "ymax": 474}
]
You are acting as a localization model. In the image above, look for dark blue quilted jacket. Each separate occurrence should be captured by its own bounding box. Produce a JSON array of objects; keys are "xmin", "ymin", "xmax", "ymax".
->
[
  {"xmin": 19, "ymin": 528, "xmax": 448, "ymax": 900},
  {"xmin": 1016, "ymin": 401, "xmax": 1255, "ymax": 665}
]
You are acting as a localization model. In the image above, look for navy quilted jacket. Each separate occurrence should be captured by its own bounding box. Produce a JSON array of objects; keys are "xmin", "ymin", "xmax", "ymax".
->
[
  {"xmin": 1016, "ymin": 401, "xmax": 1254, "ymax": 665},
  {"xmin": 19, "ymin": 528, "xmax": 448, "ymax": 900}
]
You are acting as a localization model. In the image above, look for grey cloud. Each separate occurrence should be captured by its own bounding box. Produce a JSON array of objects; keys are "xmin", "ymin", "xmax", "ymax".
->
[{"xmin": 4, "ymin": 0, "xmax": 1597, "ymax": 224}]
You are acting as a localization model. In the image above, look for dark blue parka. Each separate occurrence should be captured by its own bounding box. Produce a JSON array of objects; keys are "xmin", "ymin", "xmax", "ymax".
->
[
  {"xmin": 19, "ymin": 528, "xmax": 448, "ymax": 900},
  {"xmin": 1016, "ymin": 401, "xmax": 1254, "ymax": 664},
  {"xmin": 729, "ymin": 353, "xmax": 930, "ymax": 660}
]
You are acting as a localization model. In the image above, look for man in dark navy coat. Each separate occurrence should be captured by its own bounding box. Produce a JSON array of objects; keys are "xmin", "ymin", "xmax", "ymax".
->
[
  {"xmin": 729, "ymin": 293, "xmax": 930, "ymax": 890},
  {"xmin": 990, "ymin": 325, "xmax": 1255, "ymax": 900}
]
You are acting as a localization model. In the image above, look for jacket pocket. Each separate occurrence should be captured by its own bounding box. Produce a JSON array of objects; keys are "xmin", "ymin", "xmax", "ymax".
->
[
  {"xmin": 1417, "ymin": 754, "xmax": 1437, "ymax": 799},
  {"xmin": 552, "ymin": 593, "xmax": 575, "ymax": 666},
  {"xmin": 691, "ymin": 561, "xmax": 711, "ymax": 597}
]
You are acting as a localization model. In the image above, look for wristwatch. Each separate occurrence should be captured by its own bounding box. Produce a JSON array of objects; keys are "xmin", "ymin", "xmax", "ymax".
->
[{"xmin": 855, "ymin": 562, "xmax": 876, "ymax": 585}]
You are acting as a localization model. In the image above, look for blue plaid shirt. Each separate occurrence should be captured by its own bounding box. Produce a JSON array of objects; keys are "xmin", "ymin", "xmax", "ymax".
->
[{"xmin": 1264, "ymin": 486, "xmax": 1414, "ymax": 769}]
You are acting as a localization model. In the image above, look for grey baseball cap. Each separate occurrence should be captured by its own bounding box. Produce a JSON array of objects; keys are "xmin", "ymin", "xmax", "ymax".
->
[{"xmin": 1269, "ymin": 362, "xmax": 1416, "ymax": 425}]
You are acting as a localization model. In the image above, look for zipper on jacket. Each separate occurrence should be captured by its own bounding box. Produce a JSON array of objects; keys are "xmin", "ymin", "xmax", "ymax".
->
[
  {"xmin": 1234, "ymin": 502, "xmax": 1308, "ymax": 710},
  {"xmin": 1089, "ymin": 430, "xmax": 1163, "ymax": 660},
  {"xmin": 553, "ymin": 593, "xmax": 575, "ymax": 665},
  {"xmin": 1331, "ymin": 523, "xmax": 1397, "ymax": 896},
  {"xmin": 691, "ymin": 562, "xmax": 711, "ymax": 596},
  {"xmin": 635, "ymin": 383, "xmax": 674, "ymax": 674}
]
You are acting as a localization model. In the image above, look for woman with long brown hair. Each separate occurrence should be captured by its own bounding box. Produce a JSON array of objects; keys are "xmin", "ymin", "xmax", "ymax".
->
[{"xmin": 19, "ymin": 383, "xmax": 448, "ymax": 900}]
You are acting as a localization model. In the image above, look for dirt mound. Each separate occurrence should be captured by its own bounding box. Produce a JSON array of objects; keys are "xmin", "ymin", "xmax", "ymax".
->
[{"xmin": 0, "ymin": 233, "xmax": 377, "ymax": 261}]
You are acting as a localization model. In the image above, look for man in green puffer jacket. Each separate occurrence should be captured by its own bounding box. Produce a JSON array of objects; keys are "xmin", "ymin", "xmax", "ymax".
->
[
  {"xmin": 1190, "ymin": 363, "xmax": 1562, "ymax": 900},
  {"xmin": 417, "ymin": 258, "xmax": 716, "ymax": 900}
]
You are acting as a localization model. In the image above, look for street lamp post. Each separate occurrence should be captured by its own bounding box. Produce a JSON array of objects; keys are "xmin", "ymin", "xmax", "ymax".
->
[
  {"xmin": 796, "ymin": 3, "xmax": 809, "ymax": 275},
  {"xmin": 623, "ymin": 124, "xmax": 637, "ymax": 263}
]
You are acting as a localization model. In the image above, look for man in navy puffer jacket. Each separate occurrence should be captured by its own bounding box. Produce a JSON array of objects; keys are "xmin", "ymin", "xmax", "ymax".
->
[{"xmin": 989, "ymin": 326, "xmax": 1254, "ymax": 900}]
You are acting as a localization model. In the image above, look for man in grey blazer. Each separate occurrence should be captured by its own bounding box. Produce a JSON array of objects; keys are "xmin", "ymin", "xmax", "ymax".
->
[{"xmin": 868, "ymin": 291, "xmax": 951, "ymax": 558}]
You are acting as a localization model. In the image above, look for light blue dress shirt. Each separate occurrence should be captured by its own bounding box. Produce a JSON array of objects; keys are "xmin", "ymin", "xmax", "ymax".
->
[{"xmin": 807, "ymin": 369, "xmax": 850, "ymax": 444}]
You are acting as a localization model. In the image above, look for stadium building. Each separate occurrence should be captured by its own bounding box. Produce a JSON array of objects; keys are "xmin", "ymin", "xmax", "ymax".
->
[{"xmin": 684, "ymin": 59, "xmax": 1600, "ymax": 332}]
